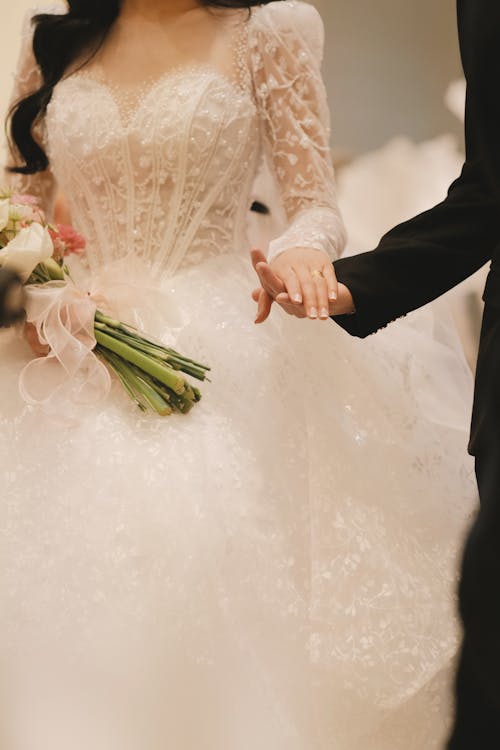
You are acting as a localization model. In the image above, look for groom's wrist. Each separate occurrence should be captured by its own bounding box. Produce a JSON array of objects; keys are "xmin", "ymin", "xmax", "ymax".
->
[{"xmin": 329, "ymin": 284, "xmax": 355, "ymax": 316}]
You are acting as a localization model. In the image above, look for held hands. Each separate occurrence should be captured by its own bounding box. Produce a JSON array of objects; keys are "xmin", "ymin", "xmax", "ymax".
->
[
  {"xmin": 265, "ymin": 247, "xmax": 339, "ymax": 320},
  {"xmin": 251, "ymin": 249, "xmax": 355, "ymax": 324}
]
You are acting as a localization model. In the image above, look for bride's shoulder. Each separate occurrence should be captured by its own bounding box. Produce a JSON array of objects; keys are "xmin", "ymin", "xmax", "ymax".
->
[
  {"xmin": 251, "ymin": 2, "xmax": 323, "ymax": 32},
  {"xmin": 249, "ymin": 2, "xmax": 325, "ymax": 54}
]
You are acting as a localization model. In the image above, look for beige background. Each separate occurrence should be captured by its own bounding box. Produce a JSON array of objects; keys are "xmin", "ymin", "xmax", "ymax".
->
[
  {"xmin": 1, "ymin": 0, "xmax": 35, "ymax": 132},
  {"xmin": 315, "ymin": 0, "xmax": 462, "ymax": 154},
  {"xmin": 1, "ymin": 0, "xmax": 463, "ymax": 156}
]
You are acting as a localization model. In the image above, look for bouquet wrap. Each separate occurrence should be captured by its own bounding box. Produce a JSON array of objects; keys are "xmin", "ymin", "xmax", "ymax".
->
[{"xmin": 0, "ymin": 190, "xmax": 210, "ymax": 416}]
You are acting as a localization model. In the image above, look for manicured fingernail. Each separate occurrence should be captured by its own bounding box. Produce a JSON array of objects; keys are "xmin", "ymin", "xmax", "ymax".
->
[
  {"xmin": 329, "ymin": 291, "xmax": 337, "ymax": 300},
  {"xmin": 293, "ymin": 294, "xmax": 302, "ymax": 303},
  {"xmin": 319, "ymin": 307, "xmax": 329, "ymax": 319},
  {"xmin": 309, "ymin": 307, "xmax": 318, "ymax": 319}
]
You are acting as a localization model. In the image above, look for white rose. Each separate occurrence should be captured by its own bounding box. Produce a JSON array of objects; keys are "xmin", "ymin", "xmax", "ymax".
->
[
  {"xmin": 0, "ymin": 198, "xmax": 9, "ymax": 232},
  {"xmin": 9, "ymin": 204, "xmax": 35, "ymax": 223},
  {"xmin": 0, "ymin": 223, "xmax": 54, "ymax": 281}
]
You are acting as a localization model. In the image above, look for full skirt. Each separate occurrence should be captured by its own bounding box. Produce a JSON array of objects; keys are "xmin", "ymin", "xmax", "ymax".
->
[{"xmin": 0, "ymin": 253, "xmax": 477, "ymax": 750}]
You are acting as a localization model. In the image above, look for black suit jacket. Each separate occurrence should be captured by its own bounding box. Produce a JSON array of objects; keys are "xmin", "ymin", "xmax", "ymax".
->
[
  {"xmin": 333, "ymin": 11, "xmax": 500, "ymax": 740},
  {"xmin": 334, "ymin": 0, "xmax": 500, "ymax": 338}
]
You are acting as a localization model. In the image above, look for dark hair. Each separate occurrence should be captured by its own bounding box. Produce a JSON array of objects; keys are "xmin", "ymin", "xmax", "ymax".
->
[{"xmin": 8, "ymin": 0, "xmax": 279, "ymax": 175}]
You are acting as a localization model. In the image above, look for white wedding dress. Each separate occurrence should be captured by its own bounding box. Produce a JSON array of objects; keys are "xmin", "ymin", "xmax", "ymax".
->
[{"xmin": 0, "ymin": 3, "xmax": 477, "ymax": 749}]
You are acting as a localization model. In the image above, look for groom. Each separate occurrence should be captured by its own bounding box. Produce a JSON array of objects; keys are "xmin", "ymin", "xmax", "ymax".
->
[{"xmin": 253, "ymin": 1, "xmax": 500, "ymax": 747}]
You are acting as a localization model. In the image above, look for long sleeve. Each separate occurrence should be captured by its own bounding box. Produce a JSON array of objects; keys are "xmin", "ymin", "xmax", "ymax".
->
[
  {"xmin": 4, "ymin": 8, "xmax": 58, "ymax": 217},
  {"xmin": 249, "ymin": 1, "xmax": 346, "ymax": 263}
]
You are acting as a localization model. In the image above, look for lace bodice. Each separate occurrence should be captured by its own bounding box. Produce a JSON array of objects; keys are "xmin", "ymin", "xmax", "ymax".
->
[{"xmin": 7, "ymin": 1, "xmax": 346, "ymax": 278}]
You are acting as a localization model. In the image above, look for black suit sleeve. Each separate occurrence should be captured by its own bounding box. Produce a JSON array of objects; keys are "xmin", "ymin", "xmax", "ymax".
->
[
  {"xmin": 333, "ymin": 0, "xmax": 500, "ymax": 339},
  {"xmin": 333, "ymin": 157, "xmax": 499, "ymax": 337},
  {"xmin": 334, "ymin": 161, "xmax": 500, "ymax": 337}
]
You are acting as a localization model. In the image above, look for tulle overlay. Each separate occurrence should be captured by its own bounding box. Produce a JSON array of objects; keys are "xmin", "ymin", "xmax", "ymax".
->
[
  {"xmin": 1, "ymin": 2, "xmax": 476, "ymax": 748},
  {"xmin": 0, "ymin": 253, "xmax": 475, "ymax": 749}
]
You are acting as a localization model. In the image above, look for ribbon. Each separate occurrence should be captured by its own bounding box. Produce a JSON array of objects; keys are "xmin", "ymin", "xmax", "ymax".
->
[
  {"xmin": 20, "ymin": 281, "xmax": 111, "ymax": 409},
  {"xmin": 19, "ymin": 254, "xmax": 187, "ymax": 413}
]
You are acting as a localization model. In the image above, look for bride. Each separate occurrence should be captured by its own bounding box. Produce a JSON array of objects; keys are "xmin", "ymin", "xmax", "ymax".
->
[{"xmin": 0, "ymin": 1, "xmax": 477, "ymax": 748}]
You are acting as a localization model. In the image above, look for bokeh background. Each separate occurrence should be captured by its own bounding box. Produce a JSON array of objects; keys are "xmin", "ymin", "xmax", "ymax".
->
[
  {"xmin": 0, "ymin": 0, "xmax": 463, "ymax": 155},
  {"xmin": 0, "ymin": 0, "xmax": 485, "ymax": 365},
  {"xmin": 315, "ymin": 0, "xmax": 463, "ymax": 155}
]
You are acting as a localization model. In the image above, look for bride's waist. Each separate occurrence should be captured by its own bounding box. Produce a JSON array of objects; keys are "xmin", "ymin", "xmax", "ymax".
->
[
  {"xmin": 83, "ymin": 233, "xmax": 250, "ymax": 279},
  {"xmin": 74, "ymin": 244, "xmax": 253, "ymax": 295}
]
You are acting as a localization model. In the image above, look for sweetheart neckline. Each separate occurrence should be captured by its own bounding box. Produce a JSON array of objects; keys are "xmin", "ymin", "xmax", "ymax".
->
[{"xmin": 55, "ymin": 64, "xmax": 254, "ymax": 131}]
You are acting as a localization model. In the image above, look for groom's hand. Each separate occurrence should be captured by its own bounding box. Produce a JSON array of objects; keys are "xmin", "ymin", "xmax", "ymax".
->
[{"xmin": 251, "ymin": 249, "xmax": 355, "ymax": 323}]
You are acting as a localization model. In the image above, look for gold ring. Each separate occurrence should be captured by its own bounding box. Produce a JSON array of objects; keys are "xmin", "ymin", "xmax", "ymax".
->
[{"xmin": 311, "ymin": 269, "xmax": 324, "ymax": 279}]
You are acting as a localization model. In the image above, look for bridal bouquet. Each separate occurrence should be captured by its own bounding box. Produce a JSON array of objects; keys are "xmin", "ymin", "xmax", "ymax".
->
[{"xmin": 0, "ymin": 189, "xmax": 209, "ymax": 416}]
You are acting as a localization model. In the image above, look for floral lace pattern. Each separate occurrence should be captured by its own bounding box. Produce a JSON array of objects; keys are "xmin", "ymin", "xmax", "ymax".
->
[
  {"xmin": 6, "ymin": 1, "xmax": 346, "ymax": 277},
  {"xmin": 0, "ymin": 4, "xmax": 478, "ymax": 749}
]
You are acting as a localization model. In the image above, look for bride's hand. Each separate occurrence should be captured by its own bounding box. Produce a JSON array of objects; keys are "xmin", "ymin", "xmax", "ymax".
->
[
  {"xmin": 251, "ymin": 249, "xmax": 355, "ymax": 324},
  {"xmin": 269, "ymin": 247, "xmax": 338, "ymax": 320},
  {"xmin": 24, "ymin": 323, "xmax": 50, "ymax": 357}
]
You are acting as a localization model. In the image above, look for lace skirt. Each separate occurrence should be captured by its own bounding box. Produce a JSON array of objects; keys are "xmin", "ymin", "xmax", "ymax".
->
[{"xmin": 0, "ymin": 253, "xmax": 476, "ymax": 750}]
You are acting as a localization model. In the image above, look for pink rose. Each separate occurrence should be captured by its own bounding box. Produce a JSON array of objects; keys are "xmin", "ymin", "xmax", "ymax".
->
[{"xmin": 51, "ymin": 224, "xmax": 86, "ymax": 257}]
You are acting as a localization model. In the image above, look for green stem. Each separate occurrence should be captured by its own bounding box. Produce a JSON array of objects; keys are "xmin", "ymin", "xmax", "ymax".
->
[
  {"xmin": 95, "ymin": 329, "xmax": 186, "ymax": 395},
  {"xmin": 164, "ymin": 349, "xmax": 211, "ymax": 372},
  {"xmin": 95, "ymin": 322, "xmax": 170, "ymax": 361},
  {"xmin": 97, "ymin": 347, "xmax": 172, "ymax": 416},
  {"xmin": 94, "ymin": 310, "xmax": 210, "ymax": 374},
  {"xmin": 116, "ymin": 358, "xmax": 195, "ymax": 415},
  {"xmin": 96, "ymin": 347, "xmax": 146, "ymax": 412},
  {"xmin": 94, "ymin": 320, "xmax": 208, "ymax": 382},
  {"xmin": 127, "ymin": 371, "xmax": 173, "ymax": 416}
]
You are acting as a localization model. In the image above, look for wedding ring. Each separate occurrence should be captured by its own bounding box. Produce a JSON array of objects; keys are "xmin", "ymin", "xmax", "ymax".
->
[{"xmin": 311, "ymin": 269, "xmax": 324, "ymax": 279}]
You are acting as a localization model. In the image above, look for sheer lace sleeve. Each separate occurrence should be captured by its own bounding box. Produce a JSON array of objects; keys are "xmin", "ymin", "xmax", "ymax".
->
[
  {"xmin": 4, "ymin": 7, "xmax": 59, "ymax": 217},
  {"xmin": 249, "ymin": 1, "xmax": 346, "ymax": 263}
]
